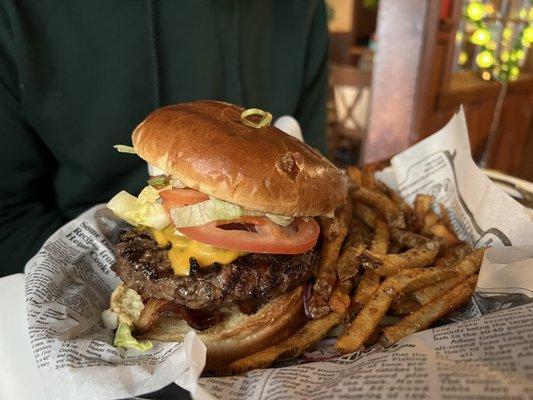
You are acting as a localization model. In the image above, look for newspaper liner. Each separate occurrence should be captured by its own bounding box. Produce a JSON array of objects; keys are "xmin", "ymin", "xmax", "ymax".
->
[{"xmin": 25, "ymin": 110, "xmax": 533, "ymax": 400}]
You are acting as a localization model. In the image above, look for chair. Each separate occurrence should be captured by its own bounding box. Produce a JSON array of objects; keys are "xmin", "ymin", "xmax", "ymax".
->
[{"xmin": 329, "ymin": 63, "xmax": 372, "ymax": 166}]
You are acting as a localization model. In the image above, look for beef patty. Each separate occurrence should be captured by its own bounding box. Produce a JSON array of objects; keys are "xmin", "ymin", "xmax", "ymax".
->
[{"xmin": 113, "ymin": 230, "xmax": 318, "ymax": 310}]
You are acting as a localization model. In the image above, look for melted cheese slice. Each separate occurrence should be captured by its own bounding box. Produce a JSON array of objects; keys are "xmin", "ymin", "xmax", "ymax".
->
[{"xmin": 151, "ymin": 226, "xmax": 243, "ymax": 275}]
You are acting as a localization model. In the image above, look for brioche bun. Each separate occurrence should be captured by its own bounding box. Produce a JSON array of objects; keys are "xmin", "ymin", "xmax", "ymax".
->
[
  {"xmin": 132, "ymin": 100, "xmax": 346, "ymax": 217},
  {"xmin": 139, "ymin": 286, "xmax": 306, "ymax": 370}
]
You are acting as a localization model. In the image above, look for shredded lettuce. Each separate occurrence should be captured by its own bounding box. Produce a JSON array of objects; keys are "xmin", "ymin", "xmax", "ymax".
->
[
  {"xmin": 265, "ymin": 213, "xmax": 294, "ymax": 226},
  {"xmin": 147, "ymin": 175, "xmax": 170, "ymax": 188},
  {"xmin": 114, "ymin": 144, "xmax": 137, "ymax": 154},
  {"xmin": 170, "ymin": 198, "xmax": 243, "ymax": 227},
  {"xmin": 114, "ymin": 323, "xmax": 153, "ymax": 351},
  {"xmin": 107, "ymin": 187, "xmax": 169, "ymax": 229},
  {"xmin": 169, "ymin": 198, "xmax": 293, "ymax": 227},
  {"xmin": 137, "ymin": 186, "xmax": 160, "ymax": 203}
]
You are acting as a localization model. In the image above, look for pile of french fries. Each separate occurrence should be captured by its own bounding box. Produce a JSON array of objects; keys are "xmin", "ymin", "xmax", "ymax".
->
[{"xmin": 221, "ymin": 166, "xmax": 484, "ymax": 375}]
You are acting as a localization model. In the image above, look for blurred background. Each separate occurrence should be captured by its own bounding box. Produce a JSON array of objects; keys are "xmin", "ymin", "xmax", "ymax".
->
[{"xmin": 326, "ymin": 0, "xmax": 533, "ymax": 181}]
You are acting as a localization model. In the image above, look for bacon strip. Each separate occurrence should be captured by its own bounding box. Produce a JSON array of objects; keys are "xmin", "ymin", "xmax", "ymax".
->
[{"xmin": 135, "ymin": 298, "xmax": 224, "ymax": 334}]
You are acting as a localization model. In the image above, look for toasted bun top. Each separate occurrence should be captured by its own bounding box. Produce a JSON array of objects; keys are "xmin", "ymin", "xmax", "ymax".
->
[{"xmin": 132, "ymin": 100, "xmax": 347, "ymax": 216}]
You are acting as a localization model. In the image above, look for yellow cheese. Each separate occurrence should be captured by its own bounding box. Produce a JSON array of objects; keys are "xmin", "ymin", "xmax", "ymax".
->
[{"xmin": 151, "ymin": 226, "xmax": 243, "ymax": 275}]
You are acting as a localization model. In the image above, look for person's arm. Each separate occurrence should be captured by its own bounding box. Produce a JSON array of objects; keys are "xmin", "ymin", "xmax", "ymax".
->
[
  {"xmin": 0, "ymin": 6, "xmax": 63, "ymax": 276},
  {"xmin": 295, "ymin": 0, "xmax": 329, "ymax": 155}
]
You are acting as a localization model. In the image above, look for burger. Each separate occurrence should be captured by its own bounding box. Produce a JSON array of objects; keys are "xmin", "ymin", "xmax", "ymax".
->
[{"xmin": 104, "ymin": 100, "xmax": 347, "ymax": 370}]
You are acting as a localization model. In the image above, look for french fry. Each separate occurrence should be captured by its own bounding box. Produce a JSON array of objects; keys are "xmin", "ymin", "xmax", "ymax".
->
[
  {"xmin": 387, "ymin": 241, "xmax": 403, "ymax": 254},
  {"xmin": 452, "ymin": 249, "xmax": 485, "ymax": 273},
  {"xmin": 414, "ymin": 194, "xmax": 459, "ymax": 249},
  {"xmin": 379, "ymin": 187, "xmax": 418, "ymax": 231},
  {"xmin": 361, "ymin": 165, "xmax": 378, "ymax": 189},
  {"xmin": 389, "ymin": 296, "xmax": 420, "ymax": 316},
  {"xmin": 363, "ymin": 326, "xmax": 383, "ymax": 347},
  {"xmin": 223, "ymin": 311, "xmax": 345, "ymax": 375},
  {"xmin": 412, "ymin": 275, "xmax": 467, "ymax": 305},
  {"xmin": 371, "ymin": 218, "xmax": 390, "ymax": 255},
  {"xmin": 309, "ymin": 201, "xmax": 352, "ymax": 318},
  {"xmin": 380, "ymin": 275, "xmax": 478, "ymax": 347},
  {"xmin": 329, "ymin": 245, "xmax": 364, "ymax": 313},
  {"xmin": 346, "ymin": 166, "xmax": 362, "ymax": 187},
  {"xmin": 414, "ymin": 194, "xmax": 432, "ymax": 222},
  {"xmin": 434, "ymin": 243, "xmax": 473, "ymax": 268},
  {"xmin": 390, "ymin": 228, "xmax": 427, "ymax": 249},
  {"xmin": 348, "ymin": 213, "xmax": 374, "ymax": 247},
  {"xmin": 389, "ymin": 189, "xmax": 414, "ymax": 216},
  {"xmin": 374, "ymin": 180, "xmax": 411, "ymax": 214},
  {"xmin": 353, "ymin": 201, "xmax": 378, "ymax": 229},
  {"xmin": 330, "ymin": 217, "xmax": 374, "ymax": 313},
  {"xmin": 360, "ymin": 240, "xmax": 440, "ymax": 277},
  {"xmin": 375, "ymin": 179, "xmax": 392, "ymax": 195},
  {"xmin": 439, "ymin": 203, "xmax": 455, "ymax": 233},
  {"xmin": 350, "ymin": 271, "xmax": 381, "ymax": 314},
  {"xmin": 413, "ymin": 249, "xmax": 484, "ymax": 304},
  {"xmin": 422, "ymin": 210, "xmax": 459, "ymax": 249},
  {"xmin": 352, "ymin": 187, "xmax": 405, "ymax": 229},
  {"xmin": 347, "ymin": 210, "xmax": 389, "ymax": 314},
  {"xmin": 335, "ymin": 267, "xmax": 457, "ymax": 353}
]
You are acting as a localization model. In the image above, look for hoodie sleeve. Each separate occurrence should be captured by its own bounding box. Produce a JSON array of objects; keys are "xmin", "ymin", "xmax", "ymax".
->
[
  {"xmin": 294, "ymin": 0, "xmax": 329, "ymax": 156},
  {"xmin": 0, "ymin": 4, "xmax": 64, "ymax": 276}
]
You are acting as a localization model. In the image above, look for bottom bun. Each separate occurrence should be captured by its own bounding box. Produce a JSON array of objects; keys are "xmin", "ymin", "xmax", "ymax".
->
[{"xmin": 140, "ymin": 286, "xmax": 306, "ymax": 371}]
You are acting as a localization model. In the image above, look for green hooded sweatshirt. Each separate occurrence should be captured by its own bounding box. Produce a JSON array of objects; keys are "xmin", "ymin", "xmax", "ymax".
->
[{"xmin": 0, "ymin": 0, "xmax": 329, "ymax": 276}]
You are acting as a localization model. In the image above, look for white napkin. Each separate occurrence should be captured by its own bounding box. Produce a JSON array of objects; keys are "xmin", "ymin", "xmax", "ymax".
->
[
  {"xmin": 0, "ymin": 273, "xmax": 44, "ymax": 399},
  {"xmin": 274, "ymin": 116, "xmax": 303, "ymax": 141}
]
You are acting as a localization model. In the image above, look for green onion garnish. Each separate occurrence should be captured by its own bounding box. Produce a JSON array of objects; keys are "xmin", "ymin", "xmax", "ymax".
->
[{"xmin": 240, "ymin": 108, "xmax": 273, "ymax": 129}]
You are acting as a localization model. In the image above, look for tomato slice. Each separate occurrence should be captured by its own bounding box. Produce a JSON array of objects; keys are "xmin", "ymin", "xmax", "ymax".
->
[
  {"xmin": 178, "ymin": 216, "xmax": 320, "ymax": 254},
  {"xmin": 159, "ymin": 188, "xmax": 209, "ymax": 208},
  {"xmin": 159, "ymin": 188, "xmax": 320, "ymax": 254}
]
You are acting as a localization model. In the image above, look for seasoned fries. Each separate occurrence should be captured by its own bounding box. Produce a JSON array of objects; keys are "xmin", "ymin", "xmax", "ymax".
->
[
  {"xmin": 413, "ymin": 249, "xmax": 484, "ymax": 304},
  {"xmin": 335, "ymin": 267, "xmax": 457, "ymax": 353},
  {"xmin": 360, "ymin": 240, "xmax": 440, "ymax": 276},
  {"xmin": 390, "ymin": 228, "xmax": 427, "ymax": 249},
  {"xmin": 350, "ymin": 271, "xmax": 381, "ymax": 314},
  {"xmin": 371, "ymin": 219, "xmax": 390, "ymax": 255},
  {"xmin": 218, "ymin": 166, "xmax": 486, "ymax": 375},
  {"xmin": 346, "ymin": 166, "xmax": 362, "ymax": 187},
  {"xmin": 352, "ymin": 187, "xmax": 405, "ymax": 228},
  {"xmin": 439, "ymin": 203, "xmax": 454, "ymax": 233},
  {"xmin": 390, "ymin": 296, "xmax": 420, "ymax": 316},
  {"xmin": 309, "ymin": 201, "xmax": 352, "ymax": 318},
  {"xmin": 361, "ymin": 165, "xmax": 378, "ymax": 189},
  {"xmin": 414, "ymin": 194, "xmax": 432, "ymax": 219},
  {"xmin": 329, "ymin": 218, "xmax": 372, "ymax": 313},
  {"xmin": 423, "ymin": 211, "xmax": 459, "ymax": 248},
  {"xmin": 329, "ymin": 234, "xmax": 366, "ymax": 312},
  {"xmin": 453, "ymin": 249, "xmax": 485, "ymax": 273},
  {"xmin": 380, "ymin": 275, "xmax": 478, "ymax": 347},
  {"xmin": 414, "ymin": 194, "xmax": 459, "ymax": 249},
  {"xmin": 348, "ymin": 205, "xmax": 389, "ymax": 314},
  {"xmin": 434, "ymin": 243, "xmax": 473, "ymax": 267},
  {"xmin": 354, "ymin": 201, "xmax": 378, "ymax": 229},
  {"xmin": 412, "ymin": 275, "xmax": 466, "ymax": 305}
]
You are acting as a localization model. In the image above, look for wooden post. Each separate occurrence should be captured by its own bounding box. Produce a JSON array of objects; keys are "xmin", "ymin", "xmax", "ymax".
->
[{"xmin": 362, "ymin": 0, "xmax": 441, "ymax": 164}]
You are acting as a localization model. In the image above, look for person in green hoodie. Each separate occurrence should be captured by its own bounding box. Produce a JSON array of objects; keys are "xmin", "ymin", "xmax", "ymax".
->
[{"xmin": 0, "ymin": 0, "xmax": 329, "ymax": 276}]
